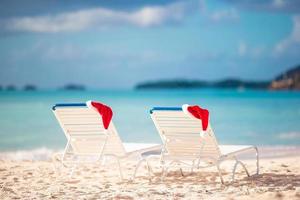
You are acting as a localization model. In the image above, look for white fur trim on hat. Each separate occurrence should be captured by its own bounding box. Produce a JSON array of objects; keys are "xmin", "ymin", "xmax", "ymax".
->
[
  {"xmin": 86, "ymin": 100, "xmax": 94, "ymax": 110},
  {"xmin": 182, "ymin": 104, "xmax": 195, "ymax": 119},
  {"xmin": 182, "ymin": 104, "xmax": 189, "ymax": 114}
]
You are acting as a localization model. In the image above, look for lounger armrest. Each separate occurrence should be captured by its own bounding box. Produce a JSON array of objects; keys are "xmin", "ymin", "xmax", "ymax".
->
[
  {"xmin": 220, "ymin": 146, "xmax": 258, "ymax": 160},
  {"xmin": 68, "ymin": 133, "xmax": 108, "ymax": 137},
  {"xmin": 123, "ymin": 144, "xmax": 163, "ymax": 159},
  {"xmin": 68, "ymin": 133, "xmax": 109, "ymax": 142}
]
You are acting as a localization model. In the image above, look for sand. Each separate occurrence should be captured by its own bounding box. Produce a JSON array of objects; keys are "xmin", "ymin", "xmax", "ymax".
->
[{"xmin": 0, "ymin": 148, "xmax": 299, "ymax": 199}]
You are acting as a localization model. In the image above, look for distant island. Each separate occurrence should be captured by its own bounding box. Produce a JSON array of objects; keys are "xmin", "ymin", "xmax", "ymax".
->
[
  {"xmin": 62, "ymin": 84, "xmax": 86, "ymax": 91},
  {"xmin": 23, "ymin": 85, "xmax": 37, "ymax": 91},
  {"xmin": 135, "ymin": 65, "xmax": 300, "ymax": 90},
  {"xmin": 6, "ymin": 85, "xmax": 17, "ymax": 91},
  {"xmin": 270, "ymin": 65, "xmax": 300, "ymax": 90},
  {"xmin": 135, "ymin": 79, "xmax": 270, "ymax": 90},
  {"xmin": 0, "ymin": 84, "xmax": 38, "ymax": 91}
]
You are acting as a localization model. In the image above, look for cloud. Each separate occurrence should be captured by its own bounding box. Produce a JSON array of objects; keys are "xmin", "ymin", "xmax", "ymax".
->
[
  {"xmin": 238, "ymin": 41, "xmax": 247, "ymax": 56},
  {"xmin": 225, "ymin": 0, "xmax": 300, "ymax": 13},
  {"xmin": 273, "ymin": 0, "xmax": 286, "ymax": 8},
  {"xmin": 2, "ymin": 1, "xmax": 191, "ymax": 33},
  {"xmin": 197, "ymin": 2, "xmax": 239, "ymax": 23},
  {"xmin": 274, "ymin": 15, "xmax": 300, "ymax": 54},
  {"xmin": 209, "ymin": 8, "xmax": 239, "ymax": 22},
  {"xmin": 237, "ymin": 41, "xmax": 266, "ymax": 58},
  {"xmin": 278, "ymin": 132, "xmax": 300, "ymax": 140}
]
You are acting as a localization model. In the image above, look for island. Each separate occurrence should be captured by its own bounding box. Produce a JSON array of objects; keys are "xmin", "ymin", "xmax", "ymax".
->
[
  {"xmin": 136, "ymin": 79, "xmax": 270, "ymax": 90},
  {"xmin": 6, "ymin": 85, "xmax": 17, "ymax": 91},
  {"xmin": 23, "ymin": 85, "xmax": 37, "ymax": 91},
  {"xmin": 270, "ymin": 65, "xmax": 300, "ymax": 90},
  {"xmin": 135, "ymin": 65, "xmax": 300, "ymax": 90},
  {"xmin": 61, "ymin": 84, "xmax": 86, "ymax": 91}
]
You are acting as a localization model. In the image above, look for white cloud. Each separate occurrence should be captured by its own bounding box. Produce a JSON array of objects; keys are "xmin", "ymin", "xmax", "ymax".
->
[
  {"xmin": 209, "ymin": 8, "xmax": 239, "ymax": 22},
  {"xmin": 237, "ymin": 41, "xmax": 265, "ymax": 58},
  {"xmin": 278, "ymin": 132, "xmax": 300, "ymax": 140},
  {"xmin": 225, "ymin": 0, "xmax": 300, "ymax": 13},
  {"xmin": 275, "ymin": 15, "xmax": 300, "ymax": 54},
  {"xmin": 3, "ymin": 2, "xmax": 190, "ymax": 33},
  {"xmin": 198, "ymin": 5, "xmax": 239, "ymax": 23},
  {"xmin": 238, "ymin": 41, "xmax": 247, "ymax": 56},
  {"xmin": 273, "ymin": 0, "xmax": 286, "ymax": 8},
  {"xmin": 252, "ymin": 46, "xmax": 265, "ymax": 58}
]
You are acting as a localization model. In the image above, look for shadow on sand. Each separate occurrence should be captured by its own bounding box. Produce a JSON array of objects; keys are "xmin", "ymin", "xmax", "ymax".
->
[{"xmin": 144, "ymin": 170, "xmax": 300, "ymax": 191}]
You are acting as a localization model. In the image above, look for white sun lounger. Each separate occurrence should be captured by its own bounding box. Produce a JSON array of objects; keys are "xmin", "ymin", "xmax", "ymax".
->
[
  {"xmin": 134, "ymin": 107, "xmax": 259, "ymax": 183},
  {"xmin": 52, "ymin": 103, "xmax": 161, "ymax": 180}
]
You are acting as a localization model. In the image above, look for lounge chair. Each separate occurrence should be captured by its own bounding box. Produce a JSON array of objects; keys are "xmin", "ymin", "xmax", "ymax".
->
[
  {"xmin": 52, "ymin": 103, "xmax": 161, "ymax": 180},
  {"xmin": 134, "ymin": 107, "xmax": 259, "ymax": 183}
]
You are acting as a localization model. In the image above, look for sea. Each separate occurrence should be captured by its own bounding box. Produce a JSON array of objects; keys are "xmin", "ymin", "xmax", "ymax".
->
[{"xmin": 0, "ymin": 89, "xmax": 300, "ymax": 153}]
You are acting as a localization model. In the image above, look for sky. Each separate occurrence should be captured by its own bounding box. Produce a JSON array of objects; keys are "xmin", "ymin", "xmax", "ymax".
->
[{"xmin": 0, "ymin": 0, "xmax": 299, "ymax": 89}]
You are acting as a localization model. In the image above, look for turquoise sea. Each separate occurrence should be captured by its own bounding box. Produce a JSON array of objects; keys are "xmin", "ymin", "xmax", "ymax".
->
[{"xmin": 0, "ymin": 89, "xmax": 300, "ymax": 151}]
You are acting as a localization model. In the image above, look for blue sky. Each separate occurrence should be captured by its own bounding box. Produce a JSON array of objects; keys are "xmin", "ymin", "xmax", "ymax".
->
[{"xmin": 0, "ymin": 0, "xmax": 299, "ymax": 89}]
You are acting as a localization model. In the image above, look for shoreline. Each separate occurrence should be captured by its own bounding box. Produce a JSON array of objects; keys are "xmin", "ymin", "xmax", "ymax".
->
[{"xmin": 0, "ymin": 144, "xmax": 299, "ymax": 161}]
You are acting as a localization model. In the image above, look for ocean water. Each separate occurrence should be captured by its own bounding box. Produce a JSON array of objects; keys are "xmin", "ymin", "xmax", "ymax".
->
[{"xmin": 0, "ymin": 89, "xmax": 300, "ymax": 151}]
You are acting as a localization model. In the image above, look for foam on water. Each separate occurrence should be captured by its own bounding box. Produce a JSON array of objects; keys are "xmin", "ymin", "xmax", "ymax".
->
[
  {"xmin": 0, "ymin": 147, "xmax": 60, "ymax": 161},
  {"xmin": 0, "ymin": 145, "xmax": 299, "ymax": 161}
]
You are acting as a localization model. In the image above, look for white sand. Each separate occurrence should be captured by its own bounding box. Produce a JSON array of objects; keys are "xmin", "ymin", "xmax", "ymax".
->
[{"xmin": 0, "ymin": 144, "xmax": 299, "ymax": 199}]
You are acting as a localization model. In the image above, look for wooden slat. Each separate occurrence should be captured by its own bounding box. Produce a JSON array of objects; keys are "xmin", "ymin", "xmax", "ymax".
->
[
  {"xmin": 58, "ymin": 114, "xmax": 99, "ymax": 119},
  {"xmin": 160, "ymin": 127, "xmax": 202, "ymax": 133},
  {"xmin": 158, "ymin": 120, "xmax": 200, "ymax": 125},
  {"xmin": 160, "ymin": 126, "xmax": 201, "ymax": 130},
  {"xmin": 56, "ymin": 108, "xmax": 96, "ymax": 113},
  {"xmin": 59, "ymin": 119, "xmax": 102, "ymax": 124},
  {"xmin": 67, "ymin": 131, "xmax": 106, "ymax": 135},
  {"xmin": 152, "ymin": 111, "xmax": 188, "ymax": 116},
  {"xmin": 65, "ymin": 127, "xmax": 105, "ymax": 132},
  {"xmin": 156, "ymin": 117, "xmax": 191, "ymax": 120},
  {"xmin": 70, "ymin": 135, "xmax": 107, "ymax": 141}
]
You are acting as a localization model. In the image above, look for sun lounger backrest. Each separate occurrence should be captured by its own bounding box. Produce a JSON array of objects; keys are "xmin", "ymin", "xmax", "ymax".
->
[
  {"xmin": 53, "ymin": 103, "xmax": 126, "ymax": 156},
  {"xmin": 102, "ymin": 122, "xmax": 127, "ymax": 156},
  {"xmin": 150, "ymin": 107, "xmax": 221, "ymax": 160}
]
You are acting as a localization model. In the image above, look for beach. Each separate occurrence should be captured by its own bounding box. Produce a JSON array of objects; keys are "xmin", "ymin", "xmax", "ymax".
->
[
  {"xmin": 1, "ymin": 0, "xmax": 300, "ymax": 198},
  {"xmin": 0, "ymin": 145, "xmax": 299, "ymax": 200}
]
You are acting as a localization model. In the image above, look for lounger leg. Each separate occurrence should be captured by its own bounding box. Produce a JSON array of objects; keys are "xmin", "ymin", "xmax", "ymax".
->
[
  {"xmin": 52, "ymin": 153, "xmax": 62, "ymax": 176},
  {"xmin": 232, "ymin": 160, "xmax": 238, "ymax": 181},
  {"xmin": 239, "ymin": 161, "xmax": 250, "ymax": 177},
  {"xmin": 145, "ymin": 159, "xmax": 152, "ymax": 179},
  {"xmin": 180, "ymin": 167, "xmax": 184, "ymax": 177},
  {"xmin": 60, "ymin": 140, "xmax": 74, "ymax": 175},
  {"xmin": 161, "ymin": 166, "xmax": 165, "ymax": 181},
  {"xmin": 115, "ymin": 157, "xmax": 123, "ymax": 181},
  {"xmin": 62, "ymin": 139, "xmax": 72, "ymax": 161},
  {"xmin": 232, "ymin": 159, "xmax": 250, "ymax": 182},
  {"xmin": 161, "ymin": 166, "xmax": 168, "ymax": 181},
  {"xmin": 145, "ymin": 155, "xmax": 156, "ymax": 177},
  {"xmin": 196, "ymin": 158, "xmax": 201, "ymax": 169},
  {"xmin": 69, "ymin": 164, "xmax": 77, "ymax": 178},
  {"xmin": 161, "ymin": 161, "xmax": 169, "ymax": 181},
  {"xmin": 254, "ymin": 146, "xmax": 259, "ymax": 175},
  {"xmin": 101, "ymin": 156, "xmax": 106, "ymax": 166},
  {"xmin": 159, "ymin": 157, "xmax": 165, "ymax": 181},
  {"xmin": 191, "ymin": 160, "xmax": 195, "ymax": 174},
  {"xmin": 216, "ymin": 162, "xmax": 224, "ymax": 184},
  {"xmin": 132, "ymin": 158, "xmax": 145, "ymax": 180}
]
